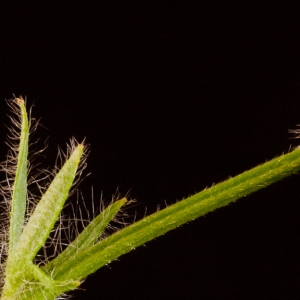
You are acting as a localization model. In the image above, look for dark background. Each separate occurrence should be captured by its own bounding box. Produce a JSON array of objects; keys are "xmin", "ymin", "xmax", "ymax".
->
[{"xmin": 1, "ymin": 2, "xmax": 300, "ymax": 299}]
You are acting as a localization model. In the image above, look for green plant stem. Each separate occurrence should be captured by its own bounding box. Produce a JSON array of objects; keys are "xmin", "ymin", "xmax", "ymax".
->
[{"xmin": 52, "ymin": 148, "xmax": 300, "ymax": 281}]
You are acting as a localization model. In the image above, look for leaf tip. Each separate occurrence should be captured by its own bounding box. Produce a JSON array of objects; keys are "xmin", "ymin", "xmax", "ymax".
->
[{"xmin": 15, "ymin": 96, "xmax": 25, "ymax": 106}]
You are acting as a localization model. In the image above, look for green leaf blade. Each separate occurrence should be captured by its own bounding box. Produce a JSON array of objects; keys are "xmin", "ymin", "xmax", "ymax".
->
[
  {"xmin": 53, "ymin": 148, "xmax": 300, "ymax": 281},
  {"xmin": 42, "ymin": 197, "xmax": 127, "ymax": 275},
  {"xmin": 8, "ymin": 97, "xmax": 29, "ymax": 255},
  {"xmin": 13, "ymin": 143, "xmax": 85, "ymax": 261}
]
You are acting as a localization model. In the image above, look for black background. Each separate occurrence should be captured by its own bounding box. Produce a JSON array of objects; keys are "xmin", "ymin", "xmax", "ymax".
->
[{"xmin": 1, "ymin": 2, "xmax": 300, "ymax": 299}]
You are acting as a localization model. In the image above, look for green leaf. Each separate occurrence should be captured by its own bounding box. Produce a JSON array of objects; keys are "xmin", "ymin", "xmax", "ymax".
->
[
  {"xmin": 42, "ymin": 197, "xmax": 127, "ymax": 276},
  {"xmin": 8, "ymin": 98, "xmax": 29, "ymax": 255},
  {"xmin": 52, "ymin": 148, "xmax": 300, "ymax": 282},
  {"xmin": 12, "ymin": 143, "xmax": 84, "ymax": 261}
]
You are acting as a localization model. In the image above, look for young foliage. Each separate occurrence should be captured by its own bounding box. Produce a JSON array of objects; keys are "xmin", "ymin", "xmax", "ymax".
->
[{"xmin": 0, "ymin": 97, "xmax": 300, "ymax": 299}]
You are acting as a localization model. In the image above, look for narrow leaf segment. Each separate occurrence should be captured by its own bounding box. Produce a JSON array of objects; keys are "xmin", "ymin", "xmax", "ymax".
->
[
  {"xmin": 52, "ymin": 148, "xmax": 300, "ymax": 281},
  {"xmin": 8, "ymin": 98, "xmax": 29, "ymax": 256},
  {"xmin": 42, "ymin": 198, "xmax": 127, "ymax": 276}
]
